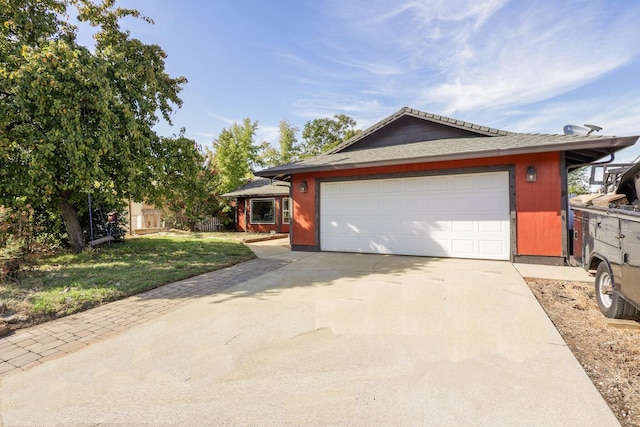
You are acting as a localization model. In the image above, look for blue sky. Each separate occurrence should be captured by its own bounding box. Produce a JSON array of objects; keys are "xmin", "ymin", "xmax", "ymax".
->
[{"xmin": 109, "ymin": 0, "xmax": 640, "ymax": 161}]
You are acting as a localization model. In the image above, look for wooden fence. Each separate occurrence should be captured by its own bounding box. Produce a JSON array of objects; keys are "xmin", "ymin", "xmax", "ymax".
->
[{"xmin": 195, "ymin": 216, "xmax": 223, "ymax": 232}]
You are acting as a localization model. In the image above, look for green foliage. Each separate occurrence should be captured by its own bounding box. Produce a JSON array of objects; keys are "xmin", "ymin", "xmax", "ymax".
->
[
  {"xmin": 0, "ymin": 205, "xmax": 32, "ymax": 282},
  {"xmin": 0, "ymin": 0, "xmax": 187, "ymax": 252},
  {"xmin": 211, "ymin": 118, "xmax": 260, "ymax": 195},
  {"xmin": 3, "ymin": 235, "xmax": 255, "ymax": 318},
  {"xmin": 301, "ymin": 114, "xmax": 360, "ymax": 158},
  {"xmin": 568, "ymin": 167, "xmax": 591, "ymax": 195},
  {"xmin": 31, "ymin": 283, "xmax": 123, "ymax": 316},
  {"xmin": 260, "ymin": 119, "xmax": 301, "ymax": 167},
  {"xmin": 0, "ymin": 201, "xmax": 65, "ymax": 282},
  {"xmin": 1, "ymin": 204, "xmax": 34, "ymax": 260},
  {"xmin": 153, "ymin": 131, "xmax": 222, "ymax": 231}
]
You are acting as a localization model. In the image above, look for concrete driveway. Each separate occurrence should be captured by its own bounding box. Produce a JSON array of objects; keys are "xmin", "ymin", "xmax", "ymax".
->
[{"xmin": 1, "ymin": 241, "xmax": 617, "ymax": 426}]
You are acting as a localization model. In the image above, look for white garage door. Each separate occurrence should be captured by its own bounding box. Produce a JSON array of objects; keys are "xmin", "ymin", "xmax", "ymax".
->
[{"xmin": 320, "ymin": 171, "xmax": 511, "ymax": 260}]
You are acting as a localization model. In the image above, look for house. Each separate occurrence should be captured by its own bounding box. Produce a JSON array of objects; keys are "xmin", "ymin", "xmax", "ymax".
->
[
  {"xmin": 222, "ymin": 178, "xmax": 291, "ymax": 233},
  {"xmin": 255, "ymin": 107, "xmax": 638, "ymax": 265},
  {"xmin": 126, "ymin": 201, "xmax": 167, "ymax": 234}
]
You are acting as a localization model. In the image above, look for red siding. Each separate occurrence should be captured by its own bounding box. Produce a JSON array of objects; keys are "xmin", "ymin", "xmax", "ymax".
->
[
  {"xmin": 292, "ymin": 180, "xmax": 317, "ymax": 246},
  {"xmin": 514, "ymin": 153, "xmax": 562, "ymax": 256},
  {"xmin": 291, "ymin": 152, "xmax": 563, "ymax": 257}
]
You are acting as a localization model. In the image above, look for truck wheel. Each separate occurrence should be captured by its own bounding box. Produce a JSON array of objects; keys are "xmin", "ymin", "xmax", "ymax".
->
[{"xmin": 595, "ymin": 262, "xmax": 638, "ymax": 319}]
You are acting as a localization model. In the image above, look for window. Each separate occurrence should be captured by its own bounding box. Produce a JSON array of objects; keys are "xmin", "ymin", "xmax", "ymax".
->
[
  {"xmin": 282, "ymin": 198, "xmax": 290, "ymax": 224},
  {"xmin": 250, "ymin": 199, "xmax": 275, "ymax": 224}
]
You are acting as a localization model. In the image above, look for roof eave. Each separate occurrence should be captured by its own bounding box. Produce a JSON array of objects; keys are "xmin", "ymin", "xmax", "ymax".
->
[
  {"xmin": 256, "ymin": 136, "xmax": 638, "ymax": 179},
  {"xmin": 222, "ymin": 191, "xmax": 290, "ymax": 198}
]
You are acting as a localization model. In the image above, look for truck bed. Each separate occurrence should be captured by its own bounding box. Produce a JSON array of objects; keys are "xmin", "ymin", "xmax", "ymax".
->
[{"xmin": 570, "ymin": 189, "xmax": 640, "ymax": 316}]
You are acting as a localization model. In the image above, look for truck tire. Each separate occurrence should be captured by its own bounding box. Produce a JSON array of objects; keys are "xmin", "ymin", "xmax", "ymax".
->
[{"xmin": 595, "ymin": 262, "xmax": 638, "ymax": 319}]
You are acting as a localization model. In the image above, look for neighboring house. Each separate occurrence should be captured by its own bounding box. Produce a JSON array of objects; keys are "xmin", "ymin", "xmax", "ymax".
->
[
  {"xmin": 223, "ymin": 178, "xmax": 291, "ymax": 234},
  {"xmin": 126, "ymin": 201, "xmax": 167, "ymax": 234},
  {"xmin": 255, "ymin": 107, "xmax": 639, "ymax": 265}
]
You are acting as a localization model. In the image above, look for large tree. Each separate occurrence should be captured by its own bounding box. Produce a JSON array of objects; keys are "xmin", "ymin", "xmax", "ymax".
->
[
  {"xmin": 147, "ymin": 131, "xmax": 220, "ymax": 231},
  {"xmin": 0, "ymin": 0, "xmax": 187, "ymax": 251},
  {"xmin": 568, "ymin": 167, "xmax": 591, "ymax": 195},
  {"xmin": 301, "ymin": 114, "xmax": 360, "ymax": 158},
  {"xmin": 211, "ymin": 118, "xmax": 260, "ymax": 195},
  {"xmin": 259, "ymin": 119, "xmax": 300, "ymax": 167}
]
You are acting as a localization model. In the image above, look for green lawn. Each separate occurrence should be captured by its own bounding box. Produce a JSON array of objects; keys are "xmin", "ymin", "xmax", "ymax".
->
[{"xmin": 1, "ymin": 234, "xmax": 256, "ymax": 323}]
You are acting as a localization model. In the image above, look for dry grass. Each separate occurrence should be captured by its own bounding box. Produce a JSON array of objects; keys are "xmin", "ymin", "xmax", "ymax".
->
[{"xmin": 527, "ymin": 278, "xmax": 640, "ymax": 427}]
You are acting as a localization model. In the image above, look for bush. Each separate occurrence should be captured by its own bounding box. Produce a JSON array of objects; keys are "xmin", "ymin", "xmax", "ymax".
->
[
  {"xmin": 0, "ymin": 204, "xmax": 68, "ymax": 282},
  {"xmin": 1, "ymin": 205, "xmax": 33, "ymax": 282}
]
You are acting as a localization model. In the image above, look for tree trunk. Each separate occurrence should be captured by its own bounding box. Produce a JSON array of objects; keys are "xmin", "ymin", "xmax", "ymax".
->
[{"xmin": 59, "ymin": 193, "xmax": 85, "ymax": 252}]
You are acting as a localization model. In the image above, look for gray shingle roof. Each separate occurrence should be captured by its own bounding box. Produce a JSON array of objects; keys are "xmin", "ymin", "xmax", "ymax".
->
[
  {"xmin": 222, "ymin": 178, "xmax": 290, "ymax": 198},
  {"xmin": 256, "ymin": 133, "xmax": 638, "ymax": 179}
]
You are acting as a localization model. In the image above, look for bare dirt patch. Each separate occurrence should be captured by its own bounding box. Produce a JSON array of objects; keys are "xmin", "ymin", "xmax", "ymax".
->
[{"xmin": 526, "ymin": 278, "xmax": 640, "ymax": 427}]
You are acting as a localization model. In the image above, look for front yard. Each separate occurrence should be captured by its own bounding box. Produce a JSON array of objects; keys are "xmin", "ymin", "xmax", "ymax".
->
[{"xmin": 0, "ymin": 233, "xmax": 257, "ymax": 330}]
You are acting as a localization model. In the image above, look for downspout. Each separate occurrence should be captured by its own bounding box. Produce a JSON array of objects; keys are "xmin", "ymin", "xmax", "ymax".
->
[
  {"xmin": 244, "ymin": 199, "xmax": 248, "ymax": 232},
  {"xmin": 276, "ymin": 197, "xmax": 280, "ymax": 234},
  {"xmin": 289, "ymin": 178, "xmax": 293, "ymax": 246},
  {"xmin": 564, "ymin": 153, "xmax": 615, "ymax": 262}
]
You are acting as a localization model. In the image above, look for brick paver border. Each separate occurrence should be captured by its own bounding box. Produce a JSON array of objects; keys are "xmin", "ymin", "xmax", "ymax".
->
[{"xmin": 0, "ymin": 257, "xmax": 286, "ymax": 378}]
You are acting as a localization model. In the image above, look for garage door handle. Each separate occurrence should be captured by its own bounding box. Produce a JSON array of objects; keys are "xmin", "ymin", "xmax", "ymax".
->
[{"xmin": 615, "ymin": 234, "xmax": 625, "ymax": 239}]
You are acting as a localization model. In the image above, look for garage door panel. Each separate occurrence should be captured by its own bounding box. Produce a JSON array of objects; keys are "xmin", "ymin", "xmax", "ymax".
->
[
  {"xmin": 399, "ymin": 219, "xmax": 448, "ymax": 233},
  {"xmin": 478, "ymin": 220, "xmax": 506, "ymax": 233},
  {"xmin": 475, "ymin": 195, "xmax": 509, "ymax": 212},
  {"xmin": 320, "ymin": 172, "xmax": 510, "ymax": 260},
  {"xmin": 402, "ymin": 177, "xmax": 425, "ymax": 192},
  {"xmin": 402, "ymin": 197, "xmax": 425, "ymax": 212},
  {"xmin": 451, "ymin": 239, "xmax": 475, "ymax": 255},
  {"xmin": 449, "ymin": 175, "xmax": 476, "ymax": 190},
  {"xmin": 451, "ymin": 220, "xmax": 474, "ymax": 232},
  {"xmin": 426, "ymin": 176, "xmax": 449, "ymax": 191},
  {"xmin": 479, "ymin": 240, "xmax": 507, "ymax": 256},
  {"xmin": 475, "ymin": 173, "xmax": 505, "ymax": 189}
]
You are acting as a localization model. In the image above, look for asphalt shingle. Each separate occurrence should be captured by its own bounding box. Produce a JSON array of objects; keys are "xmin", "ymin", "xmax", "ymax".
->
[{"xmin": 257, "ymin": 133, "xmax": 637, "ymax": 178}]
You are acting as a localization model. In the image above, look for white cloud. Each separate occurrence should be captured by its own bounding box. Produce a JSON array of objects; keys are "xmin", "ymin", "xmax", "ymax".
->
[
  {"xmin": 504, "ymin": 95, "xmax": 640, "ymax": 136},
  {"xmin": 290, "ymin": 97, "xmax": 388, "ymax": 132},
  {"xmin": 191, "ymin": 131, "xmax": 217, "ymax": 139},
  {"xmin": 420, "ymin": 2, "xmax": 640, "ymax": 114},
  {"xmin": 470, "ymin": 94, "xmax": 640, "ymax": 162},
  {"xmin": 205, "ymin": 112, "xmax": 237, "ymax": 126},
  {"xmin": 257, "ymin": 126, "xmax": 280, "ymax": 144},
  {"xmin": 288, "ymin": 1, "xmax": 640, "ymax": 133}
]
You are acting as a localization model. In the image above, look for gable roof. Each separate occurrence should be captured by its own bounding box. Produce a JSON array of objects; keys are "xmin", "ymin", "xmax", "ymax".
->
[
  {"xmin": 221, "ymin": 178, "xmax": 290, "ymax": 198},
  {"xmin": 255, "ymin": 107, "xmax": 638, "ymax": 180},
  {"xmin": 328, "ymin": 106, "xmax": 512, "ymax": 154}
]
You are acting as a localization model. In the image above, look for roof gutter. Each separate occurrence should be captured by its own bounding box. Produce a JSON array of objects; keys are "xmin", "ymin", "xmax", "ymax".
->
[{"xmin": 566, "ymin": 153, "xmax": 615, "ymax": 172}]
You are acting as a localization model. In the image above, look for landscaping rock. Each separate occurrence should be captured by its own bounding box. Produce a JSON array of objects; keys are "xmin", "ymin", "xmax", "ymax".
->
[
  {"xmin": 0, "ymin": 323, "xmax": 10, "ymax": 337},
  {"xmin": 2, "ymin": 314, "xmax": 16, "ymax": 323}
]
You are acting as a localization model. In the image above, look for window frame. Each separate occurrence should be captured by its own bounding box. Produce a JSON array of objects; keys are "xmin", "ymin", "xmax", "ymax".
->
[
  {"xmin": 249, "ymin": 198, "xmax": 275, "ymax": 225},
  {"xmin": 282, "ymin": 197, "xmax": 291, "ymax": 224}
]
